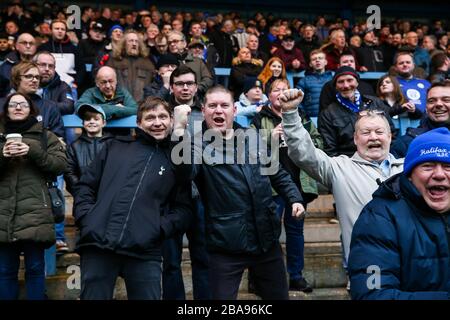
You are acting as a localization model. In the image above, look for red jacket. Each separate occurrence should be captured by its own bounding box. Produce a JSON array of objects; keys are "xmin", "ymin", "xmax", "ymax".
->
[{"xmin": 273, "ymin": 47, "xmax": 306, "ymax": 71}]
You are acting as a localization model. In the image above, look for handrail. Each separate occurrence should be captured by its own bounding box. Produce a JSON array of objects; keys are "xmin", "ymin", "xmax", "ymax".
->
[{"xmin": 63, "ymin": 114, "xmax": 137, "ymax": 128}]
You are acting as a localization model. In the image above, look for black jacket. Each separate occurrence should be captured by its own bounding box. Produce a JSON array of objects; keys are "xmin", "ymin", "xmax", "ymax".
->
[
  {"xmin": 143, "ymin": 75, "xmax": 170, "ymax": 101},
  {"xmin": 318, "ymin": 95, "xmax": 396, "ymax": 157},
  {"xmin": 355, "ymin": 43, "xmax": 387, "ymax": 72},
  {"xmin": 180, "ymin": 122, "xmax": 303, "ymax": 255},
  {"xmin": 390, "ymin": 117, "xmax": 450, "ymax": 158},
  {"xmin": 319, "ymin": 79, "xmax": 375, "ymax": 113},
  {"xmin": 64, "ymin": 132, "xmax": 114, "ymax": 196},
  {"xmin": 41, "ymin": 74, "xmax": 75, "ymax": 115},
  {"xmin": 73, "ymin": 129, "xmax": 192, "ymax": 260}
]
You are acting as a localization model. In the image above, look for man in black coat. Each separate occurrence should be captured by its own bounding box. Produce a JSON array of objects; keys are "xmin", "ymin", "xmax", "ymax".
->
[
  {"xmin": 172, "ymin": 85, "xmax": 305, "ymax": 300},
  {"xmin": 319, "ymin": 53, "xmax": 375, "ymax": 113},
  {"xmin": 318, "ymin": 66, "xmax": 396, "ymax": 157},
  {"xmin": 73, "ymin": 97, "xmax": 192, "ymax": 300}
]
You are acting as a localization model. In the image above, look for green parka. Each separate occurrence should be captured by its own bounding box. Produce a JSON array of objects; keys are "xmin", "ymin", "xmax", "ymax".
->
[{"xmin": 0, "ymin": 122, "xmax": 67, "ymax": 247}]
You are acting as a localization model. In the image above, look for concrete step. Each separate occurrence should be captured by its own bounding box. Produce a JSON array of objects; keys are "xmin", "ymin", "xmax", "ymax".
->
[{"xmin": 21, "ymin": 240, "xmax": 346, "ymax": 300}]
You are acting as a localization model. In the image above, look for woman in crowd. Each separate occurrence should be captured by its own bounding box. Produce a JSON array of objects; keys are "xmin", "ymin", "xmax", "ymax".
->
[
  {"xmin": 0, "ymin": 93, "xmax": 67, "ymax": 300},
  {"xmin": 376, "ymin": 74, "xmax": 423, "ymax": 119},
  {"xmin": 258, "ymin": 57, "xmax": 287, "ymax": 93}
]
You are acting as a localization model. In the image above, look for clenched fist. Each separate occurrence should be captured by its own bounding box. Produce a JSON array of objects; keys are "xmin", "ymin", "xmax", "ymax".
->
[
  {"xmin": 278, "ymin": 89, "xmax": 304, "ymax": 112},
  {"xmin": 173, "ymin": 104, "xmax": 192, "ymax": 136}
]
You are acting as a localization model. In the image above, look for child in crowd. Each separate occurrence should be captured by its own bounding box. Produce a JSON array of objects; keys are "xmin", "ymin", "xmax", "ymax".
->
[
  {"xmin": 235, "ymin": 76, "xmax": 268, "ymax": 124},
  {"xmin": 64, "ymin": 104, "xmax": 113, "ymax": 197}
]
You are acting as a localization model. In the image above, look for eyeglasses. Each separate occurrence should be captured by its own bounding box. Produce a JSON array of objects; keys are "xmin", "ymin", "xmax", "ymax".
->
[
  {"xmin": 8, "ymin": 102, "xmax": 30, "ymax": 109},
  {"xmin": 173, "ymin": 81, "xmax": 196, "ymax": 88},
  {"xmin": 358, "ymin": 110, "xmax": 385, "ymax": 118},
  {"xmin": 21, "ymin": 74, "xmax": 41, "ymax": 81}
]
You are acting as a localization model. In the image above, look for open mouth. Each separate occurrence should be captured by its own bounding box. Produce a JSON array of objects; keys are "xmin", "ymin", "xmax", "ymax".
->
[
  {"xmin": 368, "ymin": 143, "xmax": 382, "ymax": 150},
  {"xmin": 213, "ymin": 117, "xmax": 225, "ymax": 125},
  {"xmin": 428, "ymin": 185, "xmax": 449, "ymax": 198}
]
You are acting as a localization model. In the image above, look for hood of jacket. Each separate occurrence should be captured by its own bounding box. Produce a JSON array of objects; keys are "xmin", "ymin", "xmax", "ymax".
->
[
  {"xmin": 373, "ymin": 172, "xmax": 449, "ymax": 217},
  {"xmin": 237, "ymin": 92, "xmax": 268, "ymax": 107}
]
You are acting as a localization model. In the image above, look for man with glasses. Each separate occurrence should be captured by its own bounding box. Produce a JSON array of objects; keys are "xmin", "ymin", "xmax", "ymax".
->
[
  {"xmin": 76, "ymin": 66, "xmax": 137, "ymax": 122},
  {"xmin": 0, "ymin": 33, "xmax": 37, "ymax": 98},
  {"xmin": 167, "ymin": 31, "xmax": 213, "ymax": 97},
  {"xmin": 33, "ymin": 51, "xmax": 74, "ymax": 115},
  {"xmin": 162, "ymin": 65, "xmax": 211, "ymax": 300},
  {"xmin": 279, "ymin": 88, "xmax": 404, "ymax": 290}
]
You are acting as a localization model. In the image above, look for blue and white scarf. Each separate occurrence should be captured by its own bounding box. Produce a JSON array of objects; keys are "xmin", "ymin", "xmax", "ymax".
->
[{"xmin": 336, "ymin": 90, "xmax": 362, "ymax": 113}]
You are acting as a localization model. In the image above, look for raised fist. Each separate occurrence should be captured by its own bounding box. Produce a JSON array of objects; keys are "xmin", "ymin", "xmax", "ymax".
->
[
  {"xmin": 278, "ymin": 89, "xmax": 304, "ymax": 112},
  {"xmin": 173, "ymin": 104, "xmax": 192, "ymax": 136}
]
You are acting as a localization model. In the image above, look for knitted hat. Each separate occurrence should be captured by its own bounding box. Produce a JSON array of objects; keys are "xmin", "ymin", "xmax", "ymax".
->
[
  {"xmin": 156, "ymin": 54, "xmax": 180, "ymax": 69},
  {"xmin": 243, "ymin": 76, "xmax": 263, "ymax": 94},
  {"xmin": 108, "ymin": 24, "xmax": 124, "ymax": 37},
  {"xmin": 404, "ymin": 127, "xmax": 450, "ymax": 175},
  {"xmin": 333, "ymin": 66, "xmax": 360, "ymax": 85}
]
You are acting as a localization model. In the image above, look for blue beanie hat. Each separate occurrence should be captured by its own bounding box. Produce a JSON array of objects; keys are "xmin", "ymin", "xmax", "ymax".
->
[
  {"xmin": 108, "ymin": 25, "xmax": 124, "ymax": 37},
  {"xmin": 404, "ymin": 127, "xmax": 450, "ymax": 175}
]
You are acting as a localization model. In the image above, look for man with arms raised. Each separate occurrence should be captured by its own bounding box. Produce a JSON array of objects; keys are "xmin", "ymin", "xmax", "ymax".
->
[{"xmin": 279, "ymin": 88, "xmax": 404, "ymax": 288}]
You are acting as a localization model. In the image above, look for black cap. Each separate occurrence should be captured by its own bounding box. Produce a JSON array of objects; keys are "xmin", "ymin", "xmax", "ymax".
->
[
  {"xmin": 156, "ymin": 54, "xmax": 180, "ymax": 69},
  {"xmin": 91, "ymin": 22, "xmax": 106, "ymax": 34},
  {"xmin": 243, "ymin": 76, "xmax": 263, "ymax": 94},
  {"xmin": 282, "ymin": 35, "xmax": 295, "ymax": 42},
  {"xmin": 333, "ymin": 66, "xmax": 360, "ymax": 85}
]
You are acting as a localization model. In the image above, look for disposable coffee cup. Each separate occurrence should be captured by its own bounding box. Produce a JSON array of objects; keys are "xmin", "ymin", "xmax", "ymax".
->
[{"xmin": 5, "ymin": 133, "xmax": 22, "ymax": 143}]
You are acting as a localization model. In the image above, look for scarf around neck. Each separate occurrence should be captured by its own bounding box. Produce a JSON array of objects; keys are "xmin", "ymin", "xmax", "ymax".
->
[{"xmin": 336, "ymin": 90, "xmax": 362, "ymax": 113}]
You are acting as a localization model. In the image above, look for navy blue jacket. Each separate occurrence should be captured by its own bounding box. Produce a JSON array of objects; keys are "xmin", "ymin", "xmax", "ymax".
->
[
  {"xmin": 349, "ymin": 173, "xmax": 450, "ymax": 300},
  {"xmin": 391, "ymin": 117, "xmax": 450, "ymax": 158},
  {"xmin": 73, "ymin": 128, "xmax": 192, "ymax": 260},
  {"xmin": 41, "ymin": 73, "xmax": 75, "ymax": 115},
  {"xmin": 0, "ymin": 51, "xmax": 20, "ymax": 98}
]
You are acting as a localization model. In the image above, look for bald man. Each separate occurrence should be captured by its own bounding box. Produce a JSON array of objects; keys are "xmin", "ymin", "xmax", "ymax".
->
[
  {"xmin": 76, "ymin": 66, "xmax": 138, "ymax": 120},
  {"xmin": 0, "ymin": 33, "xmax": 37, "ymax": 97}
]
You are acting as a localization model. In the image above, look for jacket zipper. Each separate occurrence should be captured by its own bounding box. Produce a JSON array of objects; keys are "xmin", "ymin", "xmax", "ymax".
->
[
  {"xmin": 41, "ymin": 187, "xmax": 48, "ymax": 207},
  {"xmin": 117, "ymin": 148, "xmax": 155, "ymax": 244}
]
